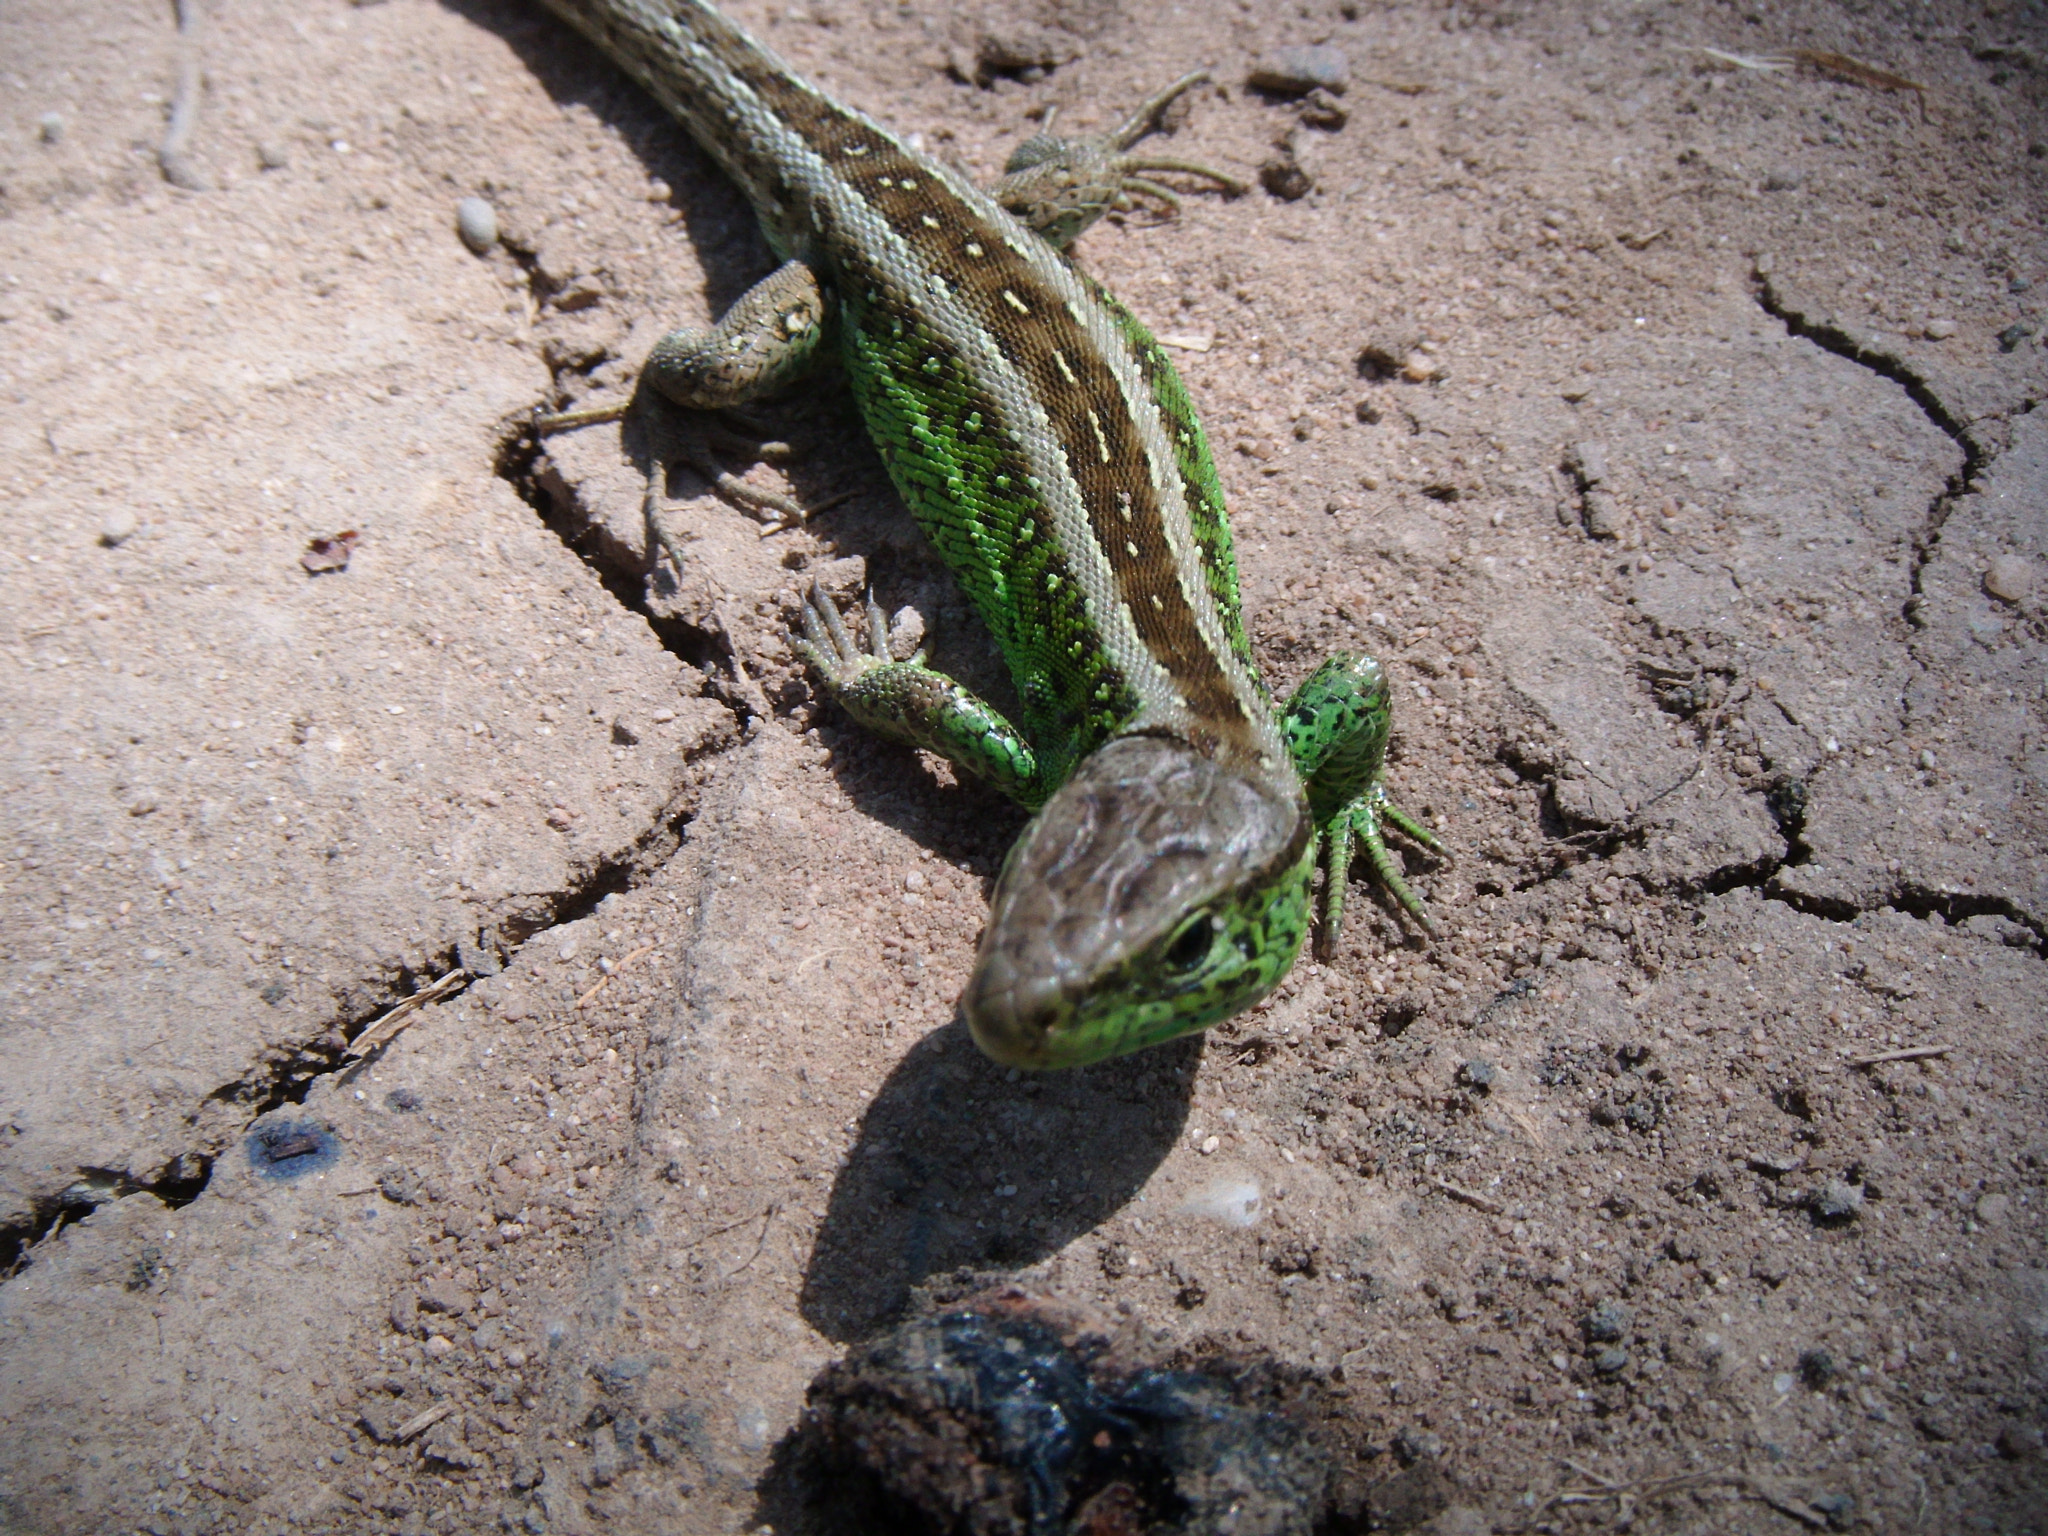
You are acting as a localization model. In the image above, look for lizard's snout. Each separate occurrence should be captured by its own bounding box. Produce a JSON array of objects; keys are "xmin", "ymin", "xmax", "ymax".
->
[{"xmin": 962, "ymin": 947, "xmax": 1075, "ymax": 1070}]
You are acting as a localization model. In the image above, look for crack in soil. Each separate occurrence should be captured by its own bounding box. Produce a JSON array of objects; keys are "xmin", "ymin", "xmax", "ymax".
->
[
  {"xmin": 0, "ymin": 762, "xmax": 707, "ymax": 1284},
  {"xmin": 1643, "ymin": 279, "xmax": 2048, "ymax": 956},
  {"xmin": 0, "ymin": 391, "xmax": 770, "ymax": 1283},
  {"xmin": 1751, "ymin": 271, "xmax": 1992, "ymax": 610}
]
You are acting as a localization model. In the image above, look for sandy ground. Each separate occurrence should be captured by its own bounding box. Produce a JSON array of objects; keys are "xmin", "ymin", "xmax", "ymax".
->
[{"xmin": 1, "ymin": 0, "xmax": 2044, "ymax": 1531}]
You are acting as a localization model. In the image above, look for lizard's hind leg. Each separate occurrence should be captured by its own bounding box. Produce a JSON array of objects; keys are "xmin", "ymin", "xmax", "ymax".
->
[{"xmin": 993, "ymin": 73, "xmax": 1246, "ymax": 250}]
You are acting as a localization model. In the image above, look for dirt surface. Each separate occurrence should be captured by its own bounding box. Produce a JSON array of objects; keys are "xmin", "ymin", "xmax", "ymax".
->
[{"xmin": 1, "ymin": 0, "xmax": 2045, "ymax": 1531}]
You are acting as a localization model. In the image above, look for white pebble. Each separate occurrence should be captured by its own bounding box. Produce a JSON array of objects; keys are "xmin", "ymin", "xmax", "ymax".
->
[
  {"xmin": 1176, "ymin": 1175, "xmax": 1263, "ymax": 1229},
  {"xmin": 37, "ymin": 113, "xmax": 64, "ymax": 144},
  {"xmin": 456, "ymin": 196, "xmax": 499, "ymax": 255},
  {"xmin": 1984, "ymin": 555, "xmax": 2035, "ymax": 605},
  {"xmin": 99, "ymin": 509, "xmax": 139, "ymax": 547}
]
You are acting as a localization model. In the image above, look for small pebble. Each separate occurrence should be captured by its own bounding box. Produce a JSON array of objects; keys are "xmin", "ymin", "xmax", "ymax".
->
[
  {"xmin": 1593, "ymin": 1347, "xmax": 1629, "ymax": 1376},
  {"xmin": 1457, "ymin": 1059, "xmax": 1497, "ymax": 1092},
  {"xmin": 1395, "ymin": 1428, "xmax": 1446, "ymax": 1461},
  {"xmin": 558, "ymin": 938, "xmax": 579, "ymax": 961},
  {"xmin": 99, "ymin": 509, "xmax": 139, "ymax": 547},
  {"xmin": 1922, "ymin": 317, "xmax": 1957, "ymax": 340},
  {"xmin": 1584, "ymin": 1300, "xmax": 1630, "ymax": 1343},
  {"xmin": 1401, "ymin": 351, "xmax": 1437, "ymax": 383},
  {"xmin": 257, "ymin": 140, "xmax": 290, "ymax": 170},
  {"xmin": 423, "ymin": 1335, "xmax": 455, "ymax": 1359},
  {"xmin": 1810, "ymin": 1179, "xmax": 1863, "ymax": 1223},
  {"xmin": 1299, "ymin": 88, "xmax": 1348, "ymax": 130},
  {"xmin": 37, "ymin": 112, "xmax": 65, "ymax": 144},
  {"xmin": 1975, "ymin": 1191, "xmax": 2012, "ymax": 1224},
  {"xmin": 1799, "ymin": 1348, "xmax": 1836, "ymax": 1388},
  {"xmin": 1983, "ymin": 555, "xmax": 2035, "ymax": 604},
  {"xmin": 456, "ymin": 196, "xmax": 500, "ymax": 255},
  {"xmin": 1998, "ymin": 1422, "xmax": 2045, "ymax": 1460},
  {"xmin": 1249, "ymin": 45, "xmax": 1351, "ymax": 97},
  {"xmin": 1258, "ymin": 155, "xmax": 1312, "ymax": 201},
  {"xmin": 1772, "ymin": 1371, "xmax": 1796, "ymax": 1395}
]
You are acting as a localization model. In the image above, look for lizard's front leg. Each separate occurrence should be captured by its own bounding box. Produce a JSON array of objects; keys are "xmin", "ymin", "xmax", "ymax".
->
[
  {"xmin": 1279, "ymin": 654, "xmax": 1446, "ymax": 954},
  {"xmin": 537, "ymin": 259, "xmax": 831, "ymax": 530},
  {"xmin": 793, "ymin": 586, "xmax": 1044, "ymax": 805}
]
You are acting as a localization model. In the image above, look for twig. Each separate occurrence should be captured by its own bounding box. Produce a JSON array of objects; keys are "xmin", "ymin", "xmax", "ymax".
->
[
  {"xmin": 394, "ymin": 1402, "xmax": 454, "ymax": 1442},
  {"xmin": 717, "ymin": 1202, "xmax": 780, "ymax": 1280},
  {"xmin": 1428, "ymin": 1176, "xmax": 1505, "ymax": 1216},
  {"xmin": 345, "ymin": 968, "xmax": 468, "ymax": 1059},
  {"xmin": 795, "ymin": 944, "xmax": 849, "ymax": 976},
  {"xmin": 574, "ymin": 944, "xmax": 658, "ymax": 1009},
  {"xmin": 1788, "ymin": 48, "xmax": 1931, "ymax": 120},
  {"xmin": 1695, "ymin": 46, "xmax": 1792, "ymax": 72},
  {"xmin": 676, "ymin": 1203, "xmax": 772, "ymax": 1252},
  {"xmin": 1848, "ymin": 1042, "xmax": 1948, "ymax": 1068},
  {"xmin": 1539, "ymin": 1460, "xmax": 1833, "ymax": 1529},
  {"xmin": 159, "ymin": 0, "xmax": 207, "ymax": 190}
]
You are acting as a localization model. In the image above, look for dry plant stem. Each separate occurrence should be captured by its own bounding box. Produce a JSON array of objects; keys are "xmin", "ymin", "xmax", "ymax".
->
[
  {"xmin": 393, "ymin": 1403, "xmax": 454, "ymax": 1442},
  {"xmin": 1428, "ymin": 1176, "xmax": 1506, "ymax": 1216},
  {"xmin": 1849, "ymin": 1042, "xmax": 1949, "ymax": 1068},
  {"xmin": 1789, "ymin": 49, "xmax": 1932, "ymax": 120},
  {"xmin": 345, "ymin": 968, "xmax": 468, "ymax": 1058},
  {"xmin": 573, "ymin": 943, "xmax": 658, "ymax": 1009}
]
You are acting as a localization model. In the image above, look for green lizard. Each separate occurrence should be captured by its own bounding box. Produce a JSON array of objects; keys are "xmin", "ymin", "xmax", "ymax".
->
[{"xmin": 535, "ymin": 0, "xmax": 1444, "ymax": 1069}]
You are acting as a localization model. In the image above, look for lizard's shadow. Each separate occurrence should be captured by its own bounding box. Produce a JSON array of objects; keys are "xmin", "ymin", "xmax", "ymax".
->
[{"xmin": 798, "ymin": 1020, "xmax": 1199, "ymax": 1343}]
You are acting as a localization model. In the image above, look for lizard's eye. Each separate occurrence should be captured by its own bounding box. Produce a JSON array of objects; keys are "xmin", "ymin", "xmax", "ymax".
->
[{"xmin": 1161, "ymin": 912, "xmax": 1217, "ymax": 974}]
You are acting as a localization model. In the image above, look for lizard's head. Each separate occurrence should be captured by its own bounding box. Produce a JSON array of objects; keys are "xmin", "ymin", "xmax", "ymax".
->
[{"xmin": 964, "ymin": 735, "xmax": 1313, "ymax": 1070}]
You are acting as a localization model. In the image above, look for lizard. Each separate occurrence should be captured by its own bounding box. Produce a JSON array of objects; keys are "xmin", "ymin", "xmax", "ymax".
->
[{"xmin": 532, "ymin": 0, "xmax": 1445, "ymax": 1069}]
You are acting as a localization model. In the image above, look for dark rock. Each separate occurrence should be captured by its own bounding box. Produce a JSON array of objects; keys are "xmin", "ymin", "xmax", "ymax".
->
[
  {"xmin": 1798, "ymin": 1348, "xmax": 1836, "ymax": 1389},
  {"xmin": 1260, "ymin": 154, "xmax": 1313, "ymax": 201},
  {"xmin": 782, "ymin": 1289, "xmax": 1344, "ymax": 1534},
  {"xmin": 1997, "ymin": 1422, "xmax": 2045, "ymax": 1460},
  {"xmin": 1584, "ymin": 1300, "xmax": 1631, "ymax": 1344},
  {"xmin": 378, "ymin": 1168, "xmax": 421, "ymax": 1205},
  {"xmin": 246, "ymin": 1118, "xmax": 340, "ymax": 1180},
  {"xmin": 1393, "ymin": 1428, "xmax": 1445, "ymax": 1463}
]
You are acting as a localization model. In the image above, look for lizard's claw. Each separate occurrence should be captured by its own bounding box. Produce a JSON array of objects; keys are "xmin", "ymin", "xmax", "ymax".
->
[{"xmin": 793, "ymin": 586, "xmax": 924, "ymax": 687}]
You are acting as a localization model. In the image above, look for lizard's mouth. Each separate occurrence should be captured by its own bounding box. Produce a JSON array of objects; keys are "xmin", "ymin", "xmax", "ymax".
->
[{"xmin": 963, "ymin": 735, "xmax": 1311, "ymax": 1070}]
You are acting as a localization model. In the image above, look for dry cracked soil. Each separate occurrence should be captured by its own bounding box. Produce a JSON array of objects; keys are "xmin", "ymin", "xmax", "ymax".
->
[{"xmin": 1, "ymin": 0, "xmax": 2045, "ymax": 1532}]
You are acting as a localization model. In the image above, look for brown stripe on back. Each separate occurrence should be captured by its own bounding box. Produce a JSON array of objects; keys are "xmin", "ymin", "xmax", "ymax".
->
[
  {"xmin": 693, "ymin": 9, "xmax": 1263, "ymax": 759},
  {"xmin": 796, "ymin": 139, "xmax": 1268, "ymax": 760}
]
